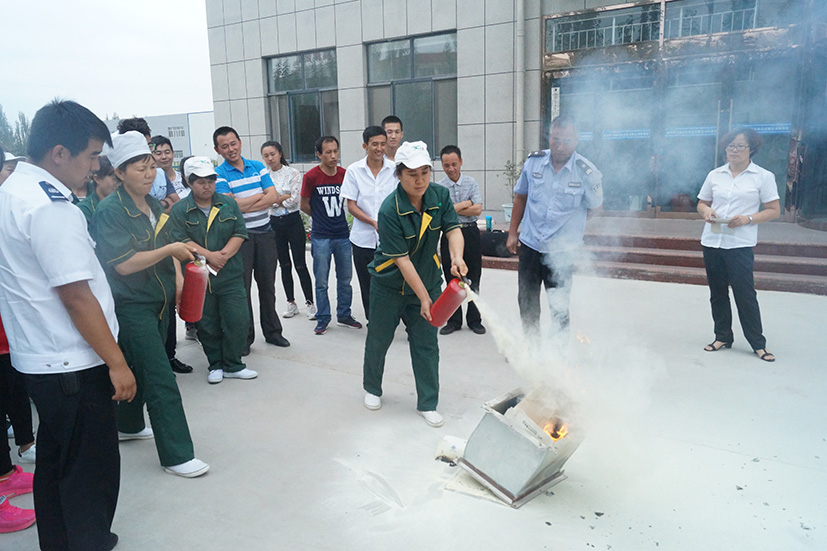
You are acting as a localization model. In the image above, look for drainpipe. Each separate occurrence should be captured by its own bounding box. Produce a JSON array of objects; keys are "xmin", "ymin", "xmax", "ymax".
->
[{"xmin": 514, "ymin": 0, "xmax": 526, "ymax": 162}]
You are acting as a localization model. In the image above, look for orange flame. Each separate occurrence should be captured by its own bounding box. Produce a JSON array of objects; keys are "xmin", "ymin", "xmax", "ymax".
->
[{"xmin": 543, "ymin": 420, "xmax": 569, "ymax": 442}]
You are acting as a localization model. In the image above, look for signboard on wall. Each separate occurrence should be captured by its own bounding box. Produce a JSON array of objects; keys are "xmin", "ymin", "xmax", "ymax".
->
[{"xmin": 551, "ymin": 86, "xmax": 560, "ymax": 120}]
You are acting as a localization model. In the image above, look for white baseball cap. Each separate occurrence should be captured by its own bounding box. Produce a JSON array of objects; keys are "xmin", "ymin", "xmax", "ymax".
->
[
  {"xmin": 2, "ymin": 151, "xmax": 24, "ymax": 163},
  {"xmin": 394, "ymin": 141, "xmax": 432, "ymax": 169},
  {"xmin": 184, "ymin": 156, "xmax": 217, "ymax": 179},
  {"xmin": 103, "ymin": 131, "xmax": 151, "ymax": 168}
]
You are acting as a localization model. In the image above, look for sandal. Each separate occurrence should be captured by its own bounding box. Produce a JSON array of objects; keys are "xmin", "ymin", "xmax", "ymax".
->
[
  {"xmin": 754, "ymin": 349, "xmax": 775, "ymax": 362},
  {"xmin": 704, "ymin": 340, "xmax": 732, "ymax": 352}
]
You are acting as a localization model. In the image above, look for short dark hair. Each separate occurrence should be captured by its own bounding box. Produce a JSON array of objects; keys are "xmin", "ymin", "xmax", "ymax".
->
[
  {"xmin": 150, "ymin": 135, "xmax": 173, "ymax": 150},
  {"xmin": 315, "ymin": 135, "xmax": 339, "ymax": 155},
  {"xmin": 394, "ymin": 162, "xmax": 431, "ymax": 178},
  {"xmin": 93, "ymin": 155, "xmax": 115, "ymax": 179},
  {"xmin": 721, "ymin": 127, "xmax": 762, "ymax": 156},
  {"xmin": 117, "ymin": 154, "xmax": 153, "ymax": 173},
  {"xmin": 188, "ymin": 173, "xmax": 217, "ymax": 186},
  {"xmin": 381, "ymin": 115, "xmax": 403, "ymax": 130},
  {"xmin": 0, "ymin": 146, "xmax": 4, "ymax": 172},
  {"xmin": 440, "ymin": 145, "xmax": 462, "ymax": 159},
  {"xmin": 27, "ymin": 100, "xmax": 112, "ymax": 162},
  {"xmin": 178, "ymin": 155, "xmax": 193, "ymax": 188},
  {"xmin": 362, "ymin": 126, "xmax": 386, "ymax": 144},
  {"xmin": 260, "ymin": 140, "xmax": 289, "ymax": 166},
  {"xmin": 117, "ymin": 117, "xmax": 152, "ymax": 137},
  {"xmin": 551, "ymin": 115, "xmax": 578, "ymax": 133},
  {"xmin": 213, "ymin": 126, "xmax": 240, "ymax": 147}
]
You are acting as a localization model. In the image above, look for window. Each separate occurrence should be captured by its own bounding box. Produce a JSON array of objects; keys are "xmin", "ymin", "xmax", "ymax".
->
[
  {"xmin": 267, "ymin": 49, "xmax": 338, "ymax": 163},
  {"xmin": 547, "ymin": 0, "xmax": 798, "ymax": 53},
  {"xmin": 367, "ymin": 33, "xmax": 457, "ymax": 156},
  {"xmin": 547, "ymin": 5, "xmax": 660, "ymax": 52},
  {"xmin": 664, "ymin": 0, "xmax": 756, "ymax": 38},
  {"xmin": 168, "ymin": 126, "xmax": 186, "ymax": 138}
]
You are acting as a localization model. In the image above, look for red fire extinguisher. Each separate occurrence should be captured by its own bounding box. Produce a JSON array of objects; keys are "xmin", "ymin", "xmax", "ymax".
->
[
  {"xmin": 429, "ymin": 278, "xmax": 468, "ymax": 327},
  {"xmin": 179, "ymin": 255, "xmax": 209, "ymax": 323}
]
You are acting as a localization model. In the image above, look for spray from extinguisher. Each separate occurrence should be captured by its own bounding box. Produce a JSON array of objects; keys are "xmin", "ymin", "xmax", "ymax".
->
[
  {"xmin": 179, "ymin": 254, "xmax": 209, "ymax": 323},
  {"xmin": 429, "ymin": 277, "xmax": 470, "ymax": 328}
]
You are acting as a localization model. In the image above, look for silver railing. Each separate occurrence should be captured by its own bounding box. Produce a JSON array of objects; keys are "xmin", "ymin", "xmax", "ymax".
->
[
  {"xmin": 553, "ymin": 19, "xmax": 660, "ymax": 52},
  {"xmin": 550, "ymin": 2, "xmax": 758, "ymax": 52},
  {"xmin": 663, "ymin": 7, "xmax": 756, "ymax": 38}
]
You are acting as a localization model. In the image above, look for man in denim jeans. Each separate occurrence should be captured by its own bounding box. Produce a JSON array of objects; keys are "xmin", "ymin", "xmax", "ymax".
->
[{"xmin": 300, "ymin": 136, "xmax": 362, "ymax": 335}]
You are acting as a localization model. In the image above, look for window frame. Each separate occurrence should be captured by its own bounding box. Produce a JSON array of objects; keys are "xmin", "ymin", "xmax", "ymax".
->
[
  {"xmin": 266, "ymin": 48, "xmax": 338, "ymax": 163},
  {"xmin": 168, "ymin": 126, "xmax": 186, "ymax": 138},
  {"xmin": 366, "ymin": 32, "xmax": 457, "ymax": 158}
]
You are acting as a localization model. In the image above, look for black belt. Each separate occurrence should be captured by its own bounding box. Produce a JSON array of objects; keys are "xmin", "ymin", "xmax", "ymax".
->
[{"xmin": 459, "ymin": 222, "xmax": 478, "ymax": 228}]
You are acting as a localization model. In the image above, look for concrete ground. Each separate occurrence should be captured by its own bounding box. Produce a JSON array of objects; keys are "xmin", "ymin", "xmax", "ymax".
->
[{"xmin": 6, "ymin": 269, "xmax": 826, "ymax": 550}]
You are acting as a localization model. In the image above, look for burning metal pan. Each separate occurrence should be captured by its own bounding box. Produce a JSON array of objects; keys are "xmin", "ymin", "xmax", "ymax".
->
[{"xmin": 457, "ymin": 388, "xmax": 584, "ymax": 508}]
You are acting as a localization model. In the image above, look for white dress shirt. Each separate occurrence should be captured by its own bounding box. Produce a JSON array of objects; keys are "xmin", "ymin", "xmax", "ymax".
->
[
  {"xmin": 340, "ymin": 156, "xmax": 397, "ymax": 248},
  {"xmin": 0, "ymin": 162, "xmax": 119, "ymax": 374},
  {"xmin": 698, "ymin": 162, "xmax": 779, "ymax": 249}
]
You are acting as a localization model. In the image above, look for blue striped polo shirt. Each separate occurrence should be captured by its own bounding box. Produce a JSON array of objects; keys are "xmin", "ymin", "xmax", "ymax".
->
[{"xmin": 215, "ymin": 157, "xmax": 274, "ymax": 230}]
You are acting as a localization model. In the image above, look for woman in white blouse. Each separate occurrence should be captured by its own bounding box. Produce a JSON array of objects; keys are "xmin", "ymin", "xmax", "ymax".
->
[
  {"xmin": 261, "ymin": 141, "xmax": 316, "ymax": 319},
  {"xmin": 696, "ymin": 127, "xmax": 780, "ymax": 362}
]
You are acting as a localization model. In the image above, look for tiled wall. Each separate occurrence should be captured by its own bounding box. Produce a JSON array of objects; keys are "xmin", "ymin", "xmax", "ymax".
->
[{"xmin": 206, "ymin": 0, "xmax": 547, "ymax": 214}]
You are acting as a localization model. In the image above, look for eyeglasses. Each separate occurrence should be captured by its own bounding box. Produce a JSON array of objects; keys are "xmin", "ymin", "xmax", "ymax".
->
[{"xmin": 726, "ymin": 144, "xmax": 749, "ymax": 152}]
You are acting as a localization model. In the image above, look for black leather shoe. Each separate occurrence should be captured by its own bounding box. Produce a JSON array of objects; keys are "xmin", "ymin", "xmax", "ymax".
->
[
  {"xmin": 169, "ymin": 358, "xmax": 193, "ymax": 374},
  {"xmin": 242, "ymin": 346, "xmax": 251, "ymax": 357},
  {"xmin": 439, "ymin": 325, "xmax": 459, "ymax": 335},
  {"xmin": 469, "ymin": 324, "xmax": 487, "ymax": 335},
  {"xmin": 265, "ymin": 334, "xmax": 291, "ymax": 347}
]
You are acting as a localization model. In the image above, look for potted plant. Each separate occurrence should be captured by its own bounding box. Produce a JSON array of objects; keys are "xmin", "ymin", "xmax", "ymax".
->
[{"xmin": 501, "ymin": 160, "xmax": 522, "ymax": 222}]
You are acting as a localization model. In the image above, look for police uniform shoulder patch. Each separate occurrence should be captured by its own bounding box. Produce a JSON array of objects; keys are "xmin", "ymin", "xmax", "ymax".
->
[
  {"xmin": 38, "ymin": 181, "xmax": 70, "ymax": 202},
  {"xmin": 527, "ymin": 151, "xmax": 545, "ymax": 158},
  {"xmin": 575, "ymin": 159, "xmax": 593, "ymax": 176}
]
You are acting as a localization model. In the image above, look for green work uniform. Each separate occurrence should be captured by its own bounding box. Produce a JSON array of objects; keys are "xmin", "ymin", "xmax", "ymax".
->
[
  {"xmin": 93, "ymin": 187, "xmax": 195, "ymax": 467},
  {"xmin": 362, "ymin": 182, "xmax": 460, "ymax": 411},
  {"xmin": 76, "ymin": 190, "xmax": 100, "ymax": 229},
  {"xmin": 169, "ymin": 193, "xmax": 249, "ymax": 373}
]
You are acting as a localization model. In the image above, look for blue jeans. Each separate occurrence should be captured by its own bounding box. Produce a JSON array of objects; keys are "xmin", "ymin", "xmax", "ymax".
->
[{"xmin": 311, "ymin": 236, "xmax": 353, "ymax": 323}]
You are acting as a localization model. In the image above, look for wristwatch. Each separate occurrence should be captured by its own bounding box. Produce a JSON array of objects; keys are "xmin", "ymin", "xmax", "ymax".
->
[{"xmin": 748, "ymin": 215, "xmax": 754, "ymax": 224}]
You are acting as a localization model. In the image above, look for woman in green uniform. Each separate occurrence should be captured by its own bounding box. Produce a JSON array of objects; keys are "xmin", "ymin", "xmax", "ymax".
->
[
  {"xmin": 362, "ymin": 141, "xmax": 467, "ymax": 428},
  {"xmin": 168, "ymin": 157, "xmax": 253, "ymax": 385},
  {"xmin": 94, "ymin": 131, "xmax": 209, "ymax": 478},
  {"xmin": 77, "ymin": 155, "xmax": 119, "ymax": 228}
]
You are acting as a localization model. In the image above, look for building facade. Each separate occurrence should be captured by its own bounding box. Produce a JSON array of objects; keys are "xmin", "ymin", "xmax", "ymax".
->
[
  {"xmin": 105, "ymin": 111, "xmax": 218, "ymax": 168},
  {"xmin": 205, "ymin": 0, "xmax": 827, "ymax": 222}
]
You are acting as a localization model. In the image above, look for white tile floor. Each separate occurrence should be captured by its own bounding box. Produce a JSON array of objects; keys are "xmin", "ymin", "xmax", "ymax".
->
[{"xmin": 7, "ymin": 270, "xmax": 827, "ymax": 550}]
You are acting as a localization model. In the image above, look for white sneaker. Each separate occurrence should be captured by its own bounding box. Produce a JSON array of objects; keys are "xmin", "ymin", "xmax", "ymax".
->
[
  {"xmin": 223, "ymin": 368, "xmax": 258, "ymax": 380},
  {"xmin": 364, "ymin": 392, "xmax": 381, "ymax": 410},
  {"xmin": 18, "ymin": 445, "xmax": 36, "ymax": 463},
  {"xmin": 207, "ymin": 369, "xmax": 224, "ymax": 384},
  {"xmin": 118, "ymin": 427, "xmax": 154, "ymax": 441},
  {"xmin": 283, "ymin": 302, "xmax": 299, "ymax": 318},
  {"xmin": 306, "ymin": 302, "xmax": 317, "ymax": 320},
  {"xmin": 418, "ymin": 410, "xmax": 444, "ymax": 428},
  {"xmin": 163, "ymin": 458, "xmax": 210, "ymax": 478}
]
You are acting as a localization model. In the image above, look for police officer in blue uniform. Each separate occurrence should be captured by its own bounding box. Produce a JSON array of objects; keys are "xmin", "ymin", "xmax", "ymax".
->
[{"xmin": 506, "ymin": 115, "xmax": 603, "ymax": 335}]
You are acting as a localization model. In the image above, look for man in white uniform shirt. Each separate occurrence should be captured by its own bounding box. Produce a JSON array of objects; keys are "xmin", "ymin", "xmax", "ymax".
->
[
  {"xmin": 0, "ymin": 100, "xmax": 136, "ymax": 551},
  {"xmin": 340, "ymin": 126, "xmax": 397, "ymax": 320}
]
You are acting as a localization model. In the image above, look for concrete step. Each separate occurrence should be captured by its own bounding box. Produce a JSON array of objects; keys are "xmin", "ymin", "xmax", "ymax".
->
[
  {"xmin": 587, "ymin": 261, "xmax": 827, "ymax": 296},
  {"xmin": 480, "ymin": 256, "xmax": 827, "ymax": 295},
  {"xmin": 586, "ymin": 246, "xmax": 827, "ymax": 277},
  {"xmin": 584, "ymin": 234, "xmax": 827, "ymax": 258}
]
